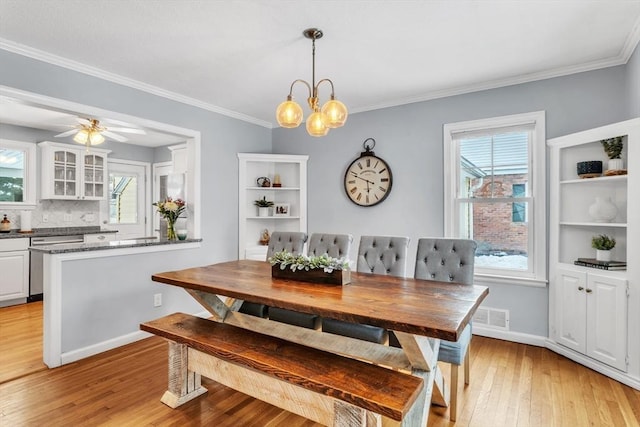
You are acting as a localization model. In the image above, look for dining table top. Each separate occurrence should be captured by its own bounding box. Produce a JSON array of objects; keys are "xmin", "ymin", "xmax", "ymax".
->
[{"xmin": 152, "ymin": 259, "xmax": 489, "ymax": 342}]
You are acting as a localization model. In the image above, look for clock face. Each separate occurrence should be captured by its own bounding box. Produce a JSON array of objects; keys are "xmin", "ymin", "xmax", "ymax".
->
[{"xmin": 344, "ymin": 155, "xmax": 393, "ymax": 206}]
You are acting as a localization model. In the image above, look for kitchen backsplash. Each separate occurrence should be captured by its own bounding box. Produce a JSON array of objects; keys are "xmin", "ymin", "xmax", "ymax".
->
[{"xmin": 2, "ymin": 200, "xmax": 101, "ymax": 230}]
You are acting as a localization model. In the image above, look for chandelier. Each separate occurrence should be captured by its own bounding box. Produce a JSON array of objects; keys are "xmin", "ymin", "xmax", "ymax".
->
[
  {"xmin": 276, "ymin": 28, "xmax": 348, "ymax": 137},
  {"xmin": 72, "ymin": 119, "xmax": 105, "ymax": 147}
]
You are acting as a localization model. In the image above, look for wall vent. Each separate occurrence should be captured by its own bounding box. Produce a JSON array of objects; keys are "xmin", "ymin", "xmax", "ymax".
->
[{"xmin": 473, "ymin": 307, "xmax": 510, "ymax": 330}]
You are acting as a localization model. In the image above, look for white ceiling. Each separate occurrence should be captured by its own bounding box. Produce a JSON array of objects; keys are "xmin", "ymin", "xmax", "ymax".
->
[{"xmin": 0, "ymin": 0, "xmax": 639, "ymax": 134}]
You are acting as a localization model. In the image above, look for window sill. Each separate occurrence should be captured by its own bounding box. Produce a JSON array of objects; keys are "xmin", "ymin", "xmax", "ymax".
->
[{"xmin": 474, "ymin": 273, "xmax": 548, "ymax": 288}]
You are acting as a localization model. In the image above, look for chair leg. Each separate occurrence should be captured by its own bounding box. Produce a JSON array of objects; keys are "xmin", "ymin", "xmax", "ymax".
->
[
  {"xmin": 464, "ymin": 346, "xmax": 470, "ymax": 385},
  {"xmin": 450, "ymin": 364, "xmax": 458, "ymax": 422}
]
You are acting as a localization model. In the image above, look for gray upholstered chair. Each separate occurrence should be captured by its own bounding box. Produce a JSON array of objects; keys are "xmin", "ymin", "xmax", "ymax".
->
[
  {"xmin": 269, "ymin": 233, "xmax": 353, "ymax": 329},
  {"xmin": 239, "ymin": 231, "xmax": 307, "ymax": 318},
  {"xmin": 322, "ymin": 235, "xmax": 409, "ymax": 343},
  {"xmin": 411, "ymin": 237, "xmax": 477, "ymax": 422}
]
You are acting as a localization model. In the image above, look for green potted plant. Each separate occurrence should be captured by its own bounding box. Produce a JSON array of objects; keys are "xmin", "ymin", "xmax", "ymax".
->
[
  {"xmin": 600, "ymin": 136, "xmax": 624, "ymax": 172},
  {"xmin": 592, "ymin": 234, "xmax": 616, "ymax": 262},
  {"xmin": 254, "ymin": 196, "xmax": 274, "ymax": 217}
]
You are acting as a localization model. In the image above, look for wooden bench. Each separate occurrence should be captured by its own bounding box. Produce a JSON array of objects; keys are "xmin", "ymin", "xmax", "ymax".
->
[{"xmin": 141, "ymin": 312, "xmax": 426, "ymax": 427}]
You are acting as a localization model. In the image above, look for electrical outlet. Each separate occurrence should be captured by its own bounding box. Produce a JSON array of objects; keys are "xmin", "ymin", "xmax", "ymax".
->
[
  {"xmin": 42, "ymin": 213, "xmax": 49, "ymax": 223},
  {"xmin": 153, "ymin": 293, "xmax": 162, "ymax": 307}
]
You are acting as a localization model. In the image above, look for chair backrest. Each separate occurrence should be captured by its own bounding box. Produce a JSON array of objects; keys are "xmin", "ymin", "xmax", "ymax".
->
[
  {"xmin": 357, "ymin": 235, "xmax": 409, "ymax": 277},
  {"xmin": 266, "ymin": 231, "xmax": 308, "ymax": 259},
  {"xmin": 414, "ymin": 238, "xmax": 476, "ymax": 285},
  {"xmin": 307, "ymin": 233, "xmax": 353, "ymax": 259}
]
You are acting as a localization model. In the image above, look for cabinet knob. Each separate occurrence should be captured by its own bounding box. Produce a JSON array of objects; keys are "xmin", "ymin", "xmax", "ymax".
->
[
  {"xmin": 97, "ymin": 235, "xmax": 105, "ymax": 240},
  {"xmin": 578, "ymin": 286, "xmax": 584, "ymax": 291},
  {"xmin": 586, "ymin": 288, "xmax": 593, "ymax": 293}
]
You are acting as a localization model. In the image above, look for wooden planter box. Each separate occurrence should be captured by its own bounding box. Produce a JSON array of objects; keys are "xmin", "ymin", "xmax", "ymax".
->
[{"xmin": 271, "ymin": 265, "xmax": 351, "ymax": 285}]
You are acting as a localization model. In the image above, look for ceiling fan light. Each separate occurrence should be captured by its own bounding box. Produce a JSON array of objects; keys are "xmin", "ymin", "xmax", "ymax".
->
[
  {"xmin": 321, "ymin": 98, "xmax": 348, "ymax": 128},
  {"xmin": 89, "ymin": 131, "xmax": 105, "ymax": 145},
  {"xmin": 73, "ymin": 129, "xmax": 89, "ymax": 144},
  {"xmin": 306, "ymin": 111, "xmax": 329, "ymax": 137},
  {"xmin": 276, "ymin": 99, "xmax": 304, "ymax": 128}
]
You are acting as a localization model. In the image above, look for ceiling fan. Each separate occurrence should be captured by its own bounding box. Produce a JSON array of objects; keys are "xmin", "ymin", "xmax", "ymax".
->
[{"xmin": 55, "ymin": 117, "xmax": 146, "ymax": 147}]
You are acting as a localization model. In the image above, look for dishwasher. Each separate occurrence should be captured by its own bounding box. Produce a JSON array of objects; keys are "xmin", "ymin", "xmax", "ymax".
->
[{"xmin": 29, "ymin": 234, "xmax": 84, "ymax": 302}]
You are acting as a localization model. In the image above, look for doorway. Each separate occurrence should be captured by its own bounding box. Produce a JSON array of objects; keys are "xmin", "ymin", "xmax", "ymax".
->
[{"xmin": 103, "ymin": 160, "xmax": 151, "ymax": 240}]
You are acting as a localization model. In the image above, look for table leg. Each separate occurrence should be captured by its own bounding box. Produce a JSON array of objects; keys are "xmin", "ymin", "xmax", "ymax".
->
[
  {"xmin": 393, "ymin": 332, "xmax": 448, "ymax": 425},
  {"xmin": 186, "ymin": 289, "xmax": 236, "ymax": 321}
]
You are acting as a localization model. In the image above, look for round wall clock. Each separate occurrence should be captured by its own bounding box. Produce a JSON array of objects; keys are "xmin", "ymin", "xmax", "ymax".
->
[{"xmin": 344, "ymin": 138, "xmax": 393, "ymax": 207}]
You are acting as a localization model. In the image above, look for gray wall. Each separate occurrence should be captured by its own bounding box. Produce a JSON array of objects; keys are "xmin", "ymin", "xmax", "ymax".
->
[
  {"xmin": 1, "ymin": 49, "xmax": 272, "ymax": 266},
  {"xmin": 272, "ymin": 65, "xmax": 631, "ymax": 338},
  {"xmin": 627, "ymin": 44, "xmax": 640, "ymax": 118}
]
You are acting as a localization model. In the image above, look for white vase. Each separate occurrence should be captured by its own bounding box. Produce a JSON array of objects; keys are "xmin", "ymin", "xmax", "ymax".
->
[
  {"xmin": 607, "ymin": 158, "xmax": 624, "ymax": 171},
  {"xmin": 588, "ymin": 197, "xmax": 617, "ymax": 223},
  {"xmin": 257, "ymin": 207, "xmax": 269, "ymax": 217},
  {"xmin": 596, "ymin": 249, "xmax": 612, "ymax": 262}
]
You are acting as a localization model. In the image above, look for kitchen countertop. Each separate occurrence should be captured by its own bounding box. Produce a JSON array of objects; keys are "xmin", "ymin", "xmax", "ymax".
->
[
  {"xmin": 0, "ymin": 226, "xmax": 118, "ymax": 239},
  {"xmin": 29, "ymin": 237, "xmax": 202, "ymax": 254}
]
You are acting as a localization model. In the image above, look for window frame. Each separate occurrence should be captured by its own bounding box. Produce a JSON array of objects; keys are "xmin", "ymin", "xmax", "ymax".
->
[
  {"xmin": 0, "ymin": 139, "xmax": 37, "ymax": 208},
  {"xmin": 443, "ymin": 111, "xmax": 547, "ymax": 287}
]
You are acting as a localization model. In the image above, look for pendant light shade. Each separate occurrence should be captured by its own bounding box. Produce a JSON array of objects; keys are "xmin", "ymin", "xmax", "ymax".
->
[
  {"xmin": 321, "ymin": 98, "xmax": 348, "ymax": 128},
  {"xmin": 276, "ymin": 28, "xmax": 347, "ymax": 137},
  {"xmin": 276, "ymin": 97, "xmax": 304, "ymax": 128},
  {"xmin": 306, "ymin": 110, "xmax": 329, "ymax": 137}
]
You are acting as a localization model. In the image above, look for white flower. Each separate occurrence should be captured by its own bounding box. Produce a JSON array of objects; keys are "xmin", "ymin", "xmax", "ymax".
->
[{"xmin": 164, "ymin": 201, "xmax": 179, "ymax": 212}]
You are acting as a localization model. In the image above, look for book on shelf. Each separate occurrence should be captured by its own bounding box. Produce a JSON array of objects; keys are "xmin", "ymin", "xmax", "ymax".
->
[{"xmin": 574, "ymin": 258, "xmax": 627, "ymax": 270}]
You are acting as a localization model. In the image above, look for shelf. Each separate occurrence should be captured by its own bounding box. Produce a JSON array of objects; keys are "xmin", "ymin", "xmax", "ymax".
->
[
  {"xmin": 246, "ymin": 187, "xmax": 300, "ymax": 191},
  {"xmin": 560, "ymin": 175, "xmax": 627, "ymax": 185},
  {"xmin": 247, "ymin": 216, "xmax": 301, "ymax": 220},
  {"xmin": 560, "ymin": 222, "xmax": 627, "ymax": 228},
  {"xmin": 559, "ymin": 262, "xmax": 627, "ymax": 278}
]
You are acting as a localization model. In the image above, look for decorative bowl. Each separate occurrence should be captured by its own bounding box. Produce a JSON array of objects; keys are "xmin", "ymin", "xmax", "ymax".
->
[{"xmin": 577, "ymin": 160, "xmax": 602, "ymax": 178}]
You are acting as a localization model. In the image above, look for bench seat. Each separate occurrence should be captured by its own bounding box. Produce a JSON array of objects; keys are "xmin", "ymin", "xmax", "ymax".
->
[{"xmin": 141, "ymin": 312, "xmax": 425, "ymax": 424}]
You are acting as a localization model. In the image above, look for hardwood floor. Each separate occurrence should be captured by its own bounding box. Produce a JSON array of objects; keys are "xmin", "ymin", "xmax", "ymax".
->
[{"xmin": 1, "ymin": 302, "xmax": 639, "ymax": 426}]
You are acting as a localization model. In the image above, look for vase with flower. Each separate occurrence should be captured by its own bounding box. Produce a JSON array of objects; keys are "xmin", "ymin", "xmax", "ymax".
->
[{"xmin": 153, "ymin": 197, "xmax": 186, "ymax": 240}]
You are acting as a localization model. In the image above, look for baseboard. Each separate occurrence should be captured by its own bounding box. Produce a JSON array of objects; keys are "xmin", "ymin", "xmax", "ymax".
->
[
  {"xmin": 61, "ymin": 330, "xmax": 152, "ymax": 365},
  {"xmin": 473, "ymin": 325, "xmax": 547, "ymax": 347},
  {"xmin": 545, "ymin": 341, "xmax": 640, "ymax": 391}
]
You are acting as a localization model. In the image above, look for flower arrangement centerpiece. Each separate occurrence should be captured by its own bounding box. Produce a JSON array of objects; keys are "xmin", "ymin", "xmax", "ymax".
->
[
  {"xmin": 153, "ymin": 197, "xmax": 186, "ymax": 240},
  {"xmin": 269, "ymin": 250, "xmax": 351, "ymax": 285}
]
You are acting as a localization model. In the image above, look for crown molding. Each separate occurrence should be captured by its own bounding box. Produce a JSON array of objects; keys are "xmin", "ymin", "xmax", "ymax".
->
[{"xmin": 0, "ymin": 38, "xmax": 272, "ymax": 129}]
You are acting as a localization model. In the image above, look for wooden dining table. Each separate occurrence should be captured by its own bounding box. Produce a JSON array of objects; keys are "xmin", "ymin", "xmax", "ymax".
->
[{"xmin": 151, "ymin": 259, "xmax": 489, "ymax": 425}]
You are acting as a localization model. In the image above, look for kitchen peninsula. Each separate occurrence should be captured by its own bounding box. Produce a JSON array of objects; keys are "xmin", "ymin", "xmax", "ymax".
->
[{"xmin": 31, "ymin": 235, "xmax": 204, "ymax": 368}]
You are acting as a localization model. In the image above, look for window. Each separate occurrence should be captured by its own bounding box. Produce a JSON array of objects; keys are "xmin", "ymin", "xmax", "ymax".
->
[
  {"xmin": 444, "ymin": 112, "xmax": 546, "ymax": 286},
  {"xmin": 0, "ymin": 139, "xmax": 36, "ymax": 207}
]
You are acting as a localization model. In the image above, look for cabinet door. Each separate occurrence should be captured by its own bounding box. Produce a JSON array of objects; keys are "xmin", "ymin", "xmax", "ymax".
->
[
  {"xmin": 82, "ymin": 153, "xmax": 107, "ymax": 200},
  {"xmin": 49, "ymin": 149, "xmax": 79, "ymax": 199},
  {"xmin": 555, "ymin": 268, "xmax": 587, "ymax": 353},
  {"xmin": 0, "ymin": 251, "xmax": 29, "ymax": 301},
  {"xmin": 586, "ymin": 273, "xmax": 628, "ymax": 371}
]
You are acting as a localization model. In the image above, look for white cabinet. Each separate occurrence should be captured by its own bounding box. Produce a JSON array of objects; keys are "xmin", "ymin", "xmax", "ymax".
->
[
  {"xmin": 0, "ymin": 238, "xmax": 29, "ymax": 302},
  {"xmin": 555, "ymin": 267, "xmax": 628, "ymax": 370},
  {"xmin": 238, "ymin": 153, "xmax": 308, "ymax": 260},
  {"xmin": 548, "ymin": 118, "xmax": 639, "ymax": 378},
  {"xmin": 84, "ymin": 233, "xmax": 117, "ymax": 243},
  {"xmin": 39, "ymin": 141, "xmax": 110, "ymax": 200}
]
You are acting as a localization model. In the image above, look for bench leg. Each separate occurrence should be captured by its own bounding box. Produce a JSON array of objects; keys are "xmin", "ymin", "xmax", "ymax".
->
[
  {"xmin": 160, "ymin": 341, "xmax": 207, "ymax": 408},
  {"xmin": 333, "ymin": 401, "xmax": 381, "ymax": 426}
]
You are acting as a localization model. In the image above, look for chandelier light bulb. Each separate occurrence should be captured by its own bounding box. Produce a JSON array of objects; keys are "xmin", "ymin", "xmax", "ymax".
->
[
  {"xmin": 306, "ymin": 110, "xmax": 329, "ymax": 137},
  {"xmin": 89, "ymin": 131, "xmax": 105, "ymax": 145},
  {"xmin": 73, "ymin": 129, "xmax": 89, "ymax": 144},
  {"xmin": 321, "ymin": 98, "xmax": 348, "ymax": 128},
  {"xmin": 276, "ymin": 98, "xmax": 304, "ymax": 128}
]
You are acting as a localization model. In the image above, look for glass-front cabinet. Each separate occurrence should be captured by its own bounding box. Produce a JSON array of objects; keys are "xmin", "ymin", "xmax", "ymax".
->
[{"xmin": 39, "ymin": 141, "xmax": 110, "ymax": 200}]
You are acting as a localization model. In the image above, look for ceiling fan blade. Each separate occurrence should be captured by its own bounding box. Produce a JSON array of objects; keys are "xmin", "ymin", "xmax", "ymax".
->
[
  {"xmin": 76, "ymin": 117, "xmax": 92, "ymax": 126},
  {"xmin": 55, "ymin": 129, "xmax": 77, "ymax": 138},
  {"xmin": 100, "ymin": 117, "xmax": 141, "ymax": 128},
  {"xmin": 102, "ymin": 130, "xmax": 128, "ymax": 142},
  {"xmin": 107, "ymin": 127, "xmax": 146, "ymax": 135}
]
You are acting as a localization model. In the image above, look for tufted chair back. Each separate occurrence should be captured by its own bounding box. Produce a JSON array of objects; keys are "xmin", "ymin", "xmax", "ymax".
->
[
  {"xmin": 414, "ymin": 238, "xmax": 476, "ymax": 285},
  {"xmin": 307, "ymin": 233, "xmax": 353, "ymax": 259},
  {"xmin": 357, "ymin": 236, "xmax": 409, "ymax": 277},
  {"xmin": 266, "ymin": 231, "xmax": 308, "ymax": 259}
]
